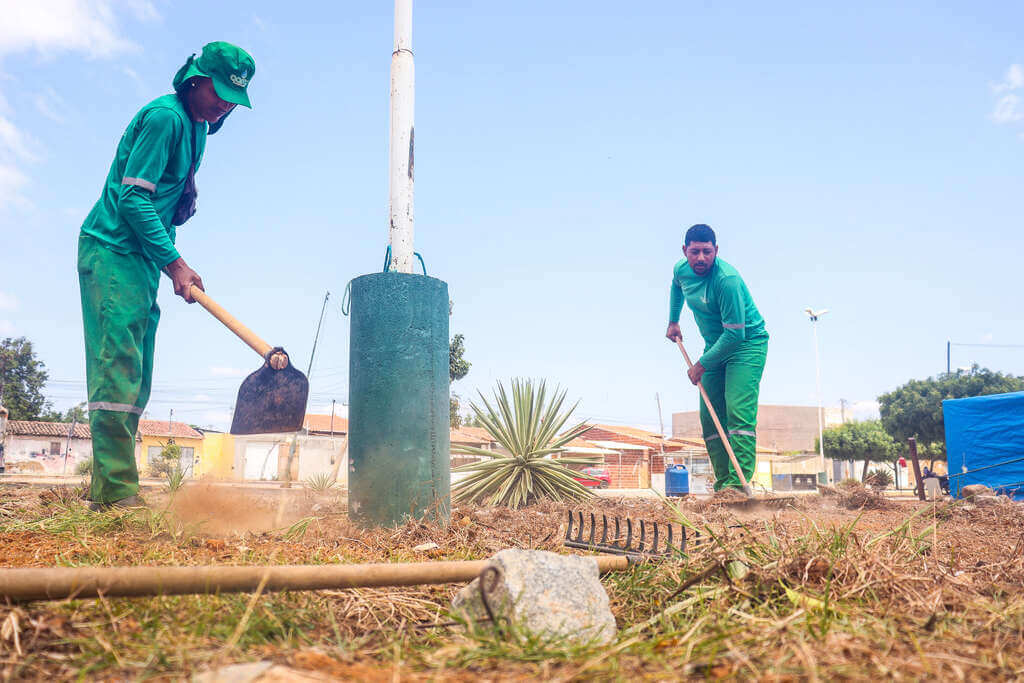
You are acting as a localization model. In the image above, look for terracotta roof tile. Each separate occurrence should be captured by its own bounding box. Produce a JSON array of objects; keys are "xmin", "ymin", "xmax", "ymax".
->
[
  {"xmin": 450, "ymin": 427, "xmax": 495, "ymax": 445},
  {"xmin": 302, "ymin": 414, "xmax": 349, "ymax": 434},
  {"xmin": 137, "ymin": 420, "xmax": 202, "ymax": 439},
  {"xmin": 5, "ymin": 420, "xmax": 91, "ymax": 439}
]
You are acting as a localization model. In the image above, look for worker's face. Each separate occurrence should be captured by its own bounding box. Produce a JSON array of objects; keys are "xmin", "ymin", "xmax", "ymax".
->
[
  {"xmin": 685, "ymin": 241, "xmax": 718, "ymax": 276},
  {"xmin": 187, "ymin": 78, "xmax": 236, "ymax": 123}
]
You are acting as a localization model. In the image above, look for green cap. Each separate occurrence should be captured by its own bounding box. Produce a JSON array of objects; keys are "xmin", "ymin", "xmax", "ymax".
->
[{"xmin": 173, "ymin": 41, "xmax": 255, "ymax": 108}]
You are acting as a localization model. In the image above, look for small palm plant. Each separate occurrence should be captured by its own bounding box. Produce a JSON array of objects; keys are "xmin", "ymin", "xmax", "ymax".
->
[{"xmin": 452, "ymin": 378, "xmax": 600, "ymax": 508}]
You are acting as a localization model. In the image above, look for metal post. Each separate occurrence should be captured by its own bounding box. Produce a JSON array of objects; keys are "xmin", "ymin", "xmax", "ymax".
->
[
  {"xmin": 812, "ymin": 319, "xmax": 826, "ymax": 480},
  {"xmin": 388, "ymin": 0, "xmax": 415, "ymax": 273},
  {"xmin": 946, "ymin": 340, "xmax": 951, "ymax": 375}
]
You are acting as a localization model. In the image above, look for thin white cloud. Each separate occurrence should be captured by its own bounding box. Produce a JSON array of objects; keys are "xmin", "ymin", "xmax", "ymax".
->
[
  {"xmin": 32, "ymin": 87, "xmax": 66, "ymax": 124},
  {"xmin": 0, "ymin": 1, "xmax": 144, "ymax": 59},
  {"xmin": 0, "ymin": 291, "xmax": 17, "ymax": 311},
  {"xmin": 0, "ymin": 1, "xmax": 157, "ymax": 210},
  {"xmin": 121, "ymin": 0, "xmax": 160, "ymax": 23},
  {"xmin": 210, "ymin": 366, "xmax": 249, "ymax": 378},
  {"xmin": 0, "ymin": 320, "xmax": 15, "ymax": 335},
  {"xmin": 993, "ymin": 64, "xmax": 1024, "ymax": 93},
  {"xmin": 992, "ymin": 94, "xmax": 1024, "ymax": 124},
  {"xmin": 252, "ymin": 15, "xmax": 268, "ymax": 31},
  {"xmin": 0, "ymin": 115, "xmax": 40, "ymax": 162},
  {"xmin": 0, "ymin": 163, "xmax": 30, "ymax": 210}
]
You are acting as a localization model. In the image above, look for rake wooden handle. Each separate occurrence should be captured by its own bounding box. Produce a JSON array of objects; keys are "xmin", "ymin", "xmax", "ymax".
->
[
  {"xmin": 675, "ymin": 339, "xmax": 753, "ymax": 495},
  {"xmin": 190, "ymin": 285, "xmax": 287, "ymax": 369}
]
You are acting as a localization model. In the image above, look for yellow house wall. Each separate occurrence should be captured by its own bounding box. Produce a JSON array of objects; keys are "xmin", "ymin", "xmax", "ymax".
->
[
  {"xmin": 136, "ymin": 435, "xmax": 204, "ymax": 477},
  {"xmin": 198, "ymin": 433, "xmax": 235, "ymax": 479}
]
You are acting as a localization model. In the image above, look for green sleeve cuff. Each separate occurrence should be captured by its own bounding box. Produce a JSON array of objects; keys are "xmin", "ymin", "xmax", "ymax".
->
[{"xmin": 668, "ymin": 282, "xmax": 683, "ymax": 323}]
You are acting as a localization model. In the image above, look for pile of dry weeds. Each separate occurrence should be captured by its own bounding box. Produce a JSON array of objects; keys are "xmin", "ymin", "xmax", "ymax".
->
[{"xmin": 834, "ymin": 479, "xmax": 894, "ymax": 510}]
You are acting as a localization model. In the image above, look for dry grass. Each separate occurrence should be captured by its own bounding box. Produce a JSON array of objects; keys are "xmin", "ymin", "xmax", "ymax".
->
[{"xmin": 1, "ymin": 483, "xmax": 1023, "ymax": 680}]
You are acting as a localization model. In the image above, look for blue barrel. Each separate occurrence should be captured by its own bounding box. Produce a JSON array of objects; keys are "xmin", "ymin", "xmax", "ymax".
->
[{"xmin": 665, "ymin": 464, "xmax": 689, "ymax": 497}]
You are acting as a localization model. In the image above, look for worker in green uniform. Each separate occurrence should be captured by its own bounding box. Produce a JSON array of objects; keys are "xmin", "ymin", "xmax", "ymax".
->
[
  {"xmin": 78, "ymin": 42, "xmax": 255, "ymax": 510},
  {"xmin": 665, "ymin": 224, "xmax": 769, "ymax": 492}
]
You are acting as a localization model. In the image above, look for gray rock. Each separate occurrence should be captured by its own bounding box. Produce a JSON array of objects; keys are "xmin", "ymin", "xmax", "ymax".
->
[
  {"xmin": 451, "ymin": 549, "xmax": 616, "ymax": 645},
  {"xmin": 974, "ymin": 495, "xmax": 1000, "ymax": 507},
  {"xmin": 961, "ymin": 484, "xmax": 995, "ymax": 498}
]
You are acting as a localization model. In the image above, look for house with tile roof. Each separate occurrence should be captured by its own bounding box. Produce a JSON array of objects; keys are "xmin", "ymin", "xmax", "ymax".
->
[
  {"xmin": 1, "ymin": 420, "xmax": 93, "ymax": 475},
  {"xmin": 136, "ymin": 419, "xmax": 204, "ymax": 477}
]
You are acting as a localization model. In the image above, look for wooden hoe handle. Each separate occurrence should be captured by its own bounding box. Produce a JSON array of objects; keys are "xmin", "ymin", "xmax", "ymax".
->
[
  {"xmin": 190, "ymin": 285, "xmax": 287, "ymax": 369},
  {"xmin": 675, "ymin": 339, "xmax": 753, "ymax": 494}
]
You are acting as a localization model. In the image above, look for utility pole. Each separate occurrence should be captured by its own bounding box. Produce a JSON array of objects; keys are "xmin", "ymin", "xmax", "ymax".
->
[
  {"xmin": 805, "ymin": 308, "xmax": 829, "ymax": 482},
  {"xmin": 168, "ymin": 408, "xmax": 174, "ymax": 444},
  {"xmin": 946, "ymin": 340, "xmax": 951, "ymax": 375},
  {"xmin": 62, "ymin": 416, "xmax": 77, "ymax": 476},
  {"xmin": 388, "ymin": 0, "xmax": 415, "ymax": 273}
]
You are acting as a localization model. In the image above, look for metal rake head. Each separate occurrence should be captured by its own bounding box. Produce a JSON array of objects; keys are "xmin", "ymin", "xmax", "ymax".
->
[{"xmin": 563, "ymin": 510, "xmax": 703, "ymax": 558}]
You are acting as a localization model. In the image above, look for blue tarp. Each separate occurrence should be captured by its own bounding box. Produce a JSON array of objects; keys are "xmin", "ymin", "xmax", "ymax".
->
[{"xmin": 944, "ymin": 391, "xmax": 1024, "ymax": 500}]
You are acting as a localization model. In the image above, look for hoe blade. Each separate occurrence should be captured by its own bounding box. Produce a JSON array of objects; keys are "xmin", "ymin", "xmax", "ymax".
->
[{"xmin": 230, "ymin": 355, "xmax": 310, "ymax": 435}]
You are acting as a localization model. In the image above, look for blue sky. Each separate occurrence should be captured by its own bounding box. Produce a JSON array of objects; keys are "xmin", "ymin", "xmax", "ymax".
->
[{"xmin": 1, "ymin": 1, "xmax": 1023, "ymax": 432}]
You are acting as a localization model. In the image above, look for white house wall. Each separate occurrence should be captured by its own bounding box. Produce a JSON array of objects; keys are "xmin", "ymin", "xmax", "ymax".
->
[{"xmin": 3, "ymin": 436, "xmax": 93, "ymax": 474}]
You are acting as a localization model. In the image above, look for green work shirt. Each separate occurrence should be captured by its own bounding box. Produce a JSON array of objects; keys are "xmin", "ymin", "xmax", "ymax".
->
[
  {"xmin": 668, "ymin": 258, "xmax": 768, "ymax": 369},
  {"xmin": 80, "ymin": 94, "xmax": 207, "ymax": 268}
]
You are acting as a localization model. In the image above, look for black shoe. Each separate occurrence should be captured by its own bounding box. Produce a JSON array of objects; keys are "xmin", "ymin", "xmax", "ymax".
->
[{"xmin": 88, "ymin": 495, "xmax": 147, "ymax": 512}]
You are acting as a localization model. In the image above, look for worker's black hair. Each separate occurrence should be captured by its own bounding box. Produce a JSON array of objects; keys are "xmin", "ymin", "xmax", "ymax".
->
[{"xmin": 684, "ymin": 224, "xmax": 716, "ymax": 246}]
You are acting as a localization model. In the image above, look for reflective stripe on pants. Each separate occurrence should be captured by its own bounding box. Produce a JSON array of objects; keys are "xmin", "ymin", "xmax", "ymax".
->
[
  {"xmin": 79, "ymin": 234, "xmax": 160, "ymax": 503},
  {"xmin": 698, "ymin": 340, "xmax": 767, "ymax": 491}
]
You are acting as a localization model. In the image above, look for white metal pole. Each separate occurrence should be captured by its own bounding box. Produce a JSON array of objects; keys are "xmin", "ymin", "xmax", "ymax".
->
[
  {"xmin": 388, "ymin": 0, "xmax": 415, "ymax": 273},
  {"xmin": 812, "ymin": 320, "xmax": 826, "ymax": 480}
]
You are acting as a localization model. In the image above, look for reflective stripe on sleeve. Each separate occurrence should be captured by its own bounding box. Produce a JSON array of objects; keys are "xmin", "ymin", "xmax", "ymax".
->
[
  {"xmin": 88, "ymin": 401, "xmax": 144, "ymax": 415},
  {"xmin": 704, "ymin": 433, "xmax": 721, "ymax": 442},
  {"xmin": 121, "ymin": 176, "xmax": 156, "ymax": 192},
  {"xmin": 728, "ymin": 429, "xmax": 757, "ymax": 437},
  {"xmin": 722, "ymin": 323, "xmax": 744, "ymax": 329}
]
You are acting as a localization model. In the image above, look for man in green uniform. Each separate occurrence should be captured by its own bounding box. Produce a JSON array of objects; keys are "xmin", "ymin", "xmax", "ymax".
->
[
  {"xmin": 665, "ymin": 224, "xmax": 769, "ymax": 492},
  {"xmin": 79, "ymin": 42, "xmax": 256, "ymax": 509}
]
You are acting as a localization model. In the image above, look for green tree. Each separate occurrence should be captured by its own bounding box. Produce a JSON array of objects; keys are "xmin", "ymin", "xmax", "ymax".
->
[
  {"xmin": 0, "ymin": 337, "xmax": 53, "ymax": 420},
  {"xmin": 818, "ymin": 420, "xmax": 897, "ymax": 482},
  {"xmin": 449, "ymin": 333, "xmax": 471, "ymax": 428},
  {"xmin": 878, "ymin": 365, "xmax": 1024, "ymax": 462},
  {"xmin": 148, "ymin": 442, "xmax": 182, "ymax": 478},
  {"xmin": 40, "ymin": 402, "xmax": 89, "ymax": 424}
]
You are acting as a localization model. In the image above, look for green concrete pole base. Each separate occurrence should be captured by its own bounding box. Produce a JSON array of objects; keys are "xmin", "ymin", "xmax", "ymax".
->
[{"xmin": 348, "ymin": 272, "xmax": 451, "ymax": 527}]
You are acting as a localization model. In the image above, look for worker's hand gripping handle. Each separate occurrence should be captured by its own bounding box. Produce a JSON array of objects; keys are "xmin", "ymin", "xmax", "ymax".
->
[
  {"xmin": 189, "ymin": 285, "xmax": 289, "ymax": 370},
  {"xmin": 675, "ymin": 339, "xmax": 753, "ymax": 496}
]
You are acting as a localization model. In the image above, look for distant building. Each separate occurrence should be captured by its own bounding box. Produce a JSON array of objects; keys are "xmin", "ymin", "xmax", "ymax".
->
[
  {"xmin": 672, "ymin": 404, "xmax": 843, "ymax": 454},
  {"xmin": 136, "ymin": 420, "xmax": 204, "ymax": 477},
  {"xmin": 2, "ymin": 420, "xmax": 92, "ymax": 474}
]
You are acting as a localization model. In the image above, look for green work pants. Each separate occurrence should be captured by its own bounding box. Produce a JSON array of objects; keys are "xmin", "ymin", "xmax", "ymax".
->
[
  {"xmin": 78, "ymin": 235, "xmax": 160, "ymax": 503},
  {"xmin": 699, "ymin": 340, "xmax": 767, "ymax": 491}
]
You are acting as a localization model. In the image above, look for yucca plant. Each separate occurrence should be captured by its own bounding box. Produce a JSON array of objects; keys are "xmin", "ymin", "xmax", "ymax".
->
[
  {"xmin": 452, "ymin": 378, "xmax": 600, "ymax": 508},
  {"xmin": 304, "ymin": 472, "xmax": 337, "ymax": 492}
]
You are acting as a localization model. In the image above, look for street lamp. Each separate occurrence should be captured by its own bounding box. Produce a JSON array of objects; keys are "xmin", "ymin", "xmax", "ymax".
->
[{"xmin": 805, "ymin": 308, "xmax": 829, "ymax": 482}]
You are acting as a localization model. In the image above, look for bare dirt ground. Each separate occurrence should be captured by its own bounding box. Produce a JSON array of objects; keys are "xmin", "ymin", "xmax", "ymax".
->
[{"xmin": 1, "ymin": 481, "xmax": 1023, "ymax": 681}]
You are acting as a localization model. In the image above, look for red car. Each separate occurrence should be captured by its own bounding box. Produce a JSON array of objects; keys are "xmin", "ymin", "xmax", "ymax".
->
[{"xmin": 573, "ymin": 467, "xmax": 611, "ymax": 489}]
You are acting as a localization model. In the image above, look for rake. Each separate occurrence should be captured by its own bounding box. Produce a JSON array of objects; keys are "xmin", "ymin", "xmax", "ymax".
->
[{"xmin": 563, "ymin": 510, "xmax": 707, "ymax": 559}]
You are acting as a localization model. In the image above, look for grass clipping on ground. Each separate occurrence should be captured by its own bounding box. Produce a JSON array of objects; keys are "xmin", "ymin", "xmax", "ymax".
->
[{"xmin": 1, "ymin": 484, "xmax": 1024, "ymax": 680}]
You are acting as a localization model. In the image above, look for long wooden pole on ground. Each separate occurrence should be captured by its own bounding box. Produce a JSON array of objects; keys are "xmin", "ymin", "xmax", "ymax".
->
[{"xmin": 0, "ymin": 556, "xmax": 629, "ymax": 603}]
